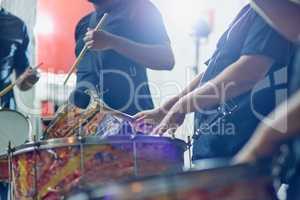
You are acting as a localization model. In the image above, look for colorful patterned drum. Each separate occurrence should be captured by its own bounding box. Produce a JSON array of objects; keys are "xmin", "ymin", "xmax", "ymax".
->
[
  {"xmin": 44, "ymin": 101, "xmax": 129, "ymax": 139},
  {"xmin": 0, "ymin": 153, "xmax": 8, "ymax": 181},
  {"xmin": 67, "ymin": 163, "xmax": 277, "ymax": 200},
  {"xmin": 11, "ymin": 136, "xmax": 186, "ymax": 199}
]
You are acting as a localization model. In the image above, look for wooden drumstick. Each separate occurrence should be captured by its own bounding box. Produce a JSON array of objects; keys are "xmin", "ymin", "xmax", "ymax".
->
[
  {"xmin": 0, "ymin": 62, "xmax": 43, "ymax": 98},
  {"xmin": 63, "ymin": 13, "xmax": 109, "ymax": 85},
  {"xmin": 98, "ymin": 99, "xmax": 134, "ymax": 122}
]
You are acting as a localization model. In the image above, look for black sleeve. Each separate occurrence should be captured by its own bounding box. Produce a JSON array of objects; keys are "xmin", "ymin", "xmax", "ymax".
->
[
  {"xmin": 241, "ymin": 13, "xmax": 292, "ymax": 66},
  {"xmin": 132, "ymin": 1, "xmax": 170, "ymax": 45},
  {"xmin": 14, "ymin": 24, "xmax": 30, "ymax": 77},
  {"xmin": 74, "ymin": 13, "xmax": 92, "ymax": 56}
]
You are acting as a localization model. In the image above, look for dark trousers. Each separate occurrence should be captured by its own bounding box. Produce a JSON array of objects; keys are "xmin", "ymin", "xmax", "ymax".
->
[
  {"xmin": 287, "ymin": 171, "xmax": 300, "ymax": 200},
  {"xmin": 0, "ymin": 182, "xmax": 8, "ymax": 200}
]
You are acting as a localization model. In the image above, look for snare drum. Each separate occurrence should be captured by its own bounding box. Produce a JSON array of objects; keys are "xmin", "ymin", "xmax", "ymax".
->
[
  {"xmin": 68, "ymin": 163, "xmax": 277, "ymax": 200},
  {"xmin": 11, "ymin": 136, "xmax": 186, "ymax": 199},
  {"xmin": 0, "ymin": 109, "xmax": 31, "ymax": 152},
  {"xmin": 0, "ymin": 153, "xmax": 8, "ymax": 181}
]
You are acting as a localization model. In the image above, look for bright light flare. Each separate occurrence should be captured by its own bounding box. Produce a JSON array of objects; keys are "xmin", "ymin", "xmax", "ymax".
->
[
  {"xmin": 34, "ymin": 13, "xmax": 54, "ymax": 35},
  {"xmin": 164, "ymin": 0, "xmax": 212, "ymax": 32}
]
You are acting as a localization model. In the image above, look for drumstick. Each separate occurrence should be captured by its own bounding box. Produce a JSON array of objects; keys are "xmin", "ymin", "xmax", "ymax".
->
[
  {"xmin": 63, "ymin": 13, "xmax": 109, "ymax": 85},
  {"xmin": 0, "ymin": 62, "xmax": 43, "ymax": 97},
  {"xmin": 98, "ymin": 99, "xmax": 134, "ymax": 122}
]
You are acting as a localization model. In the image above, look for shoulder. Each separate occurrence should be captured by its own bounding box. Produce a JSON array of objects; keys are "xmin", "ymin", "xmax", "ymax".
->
[
  {"xmin": 1, "ymin": 9, "xmax": 26, "ymax": 29},
  {"xmin": 75, "ymin": 12, "xmax": 94, "ymax": 40},
  {"xmin": 130, "ymin": 0, "xmax": 163, "ymax": 21}
]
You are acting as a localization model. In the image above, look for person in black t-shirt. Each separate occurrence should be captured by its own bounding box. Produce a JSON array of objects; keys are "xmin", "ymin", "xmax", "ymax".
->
[
  {"xmin": 74, "ymin": 0, "xmax": 174, "ymax": 115},
  {"xmin": 0, "ymin": 6, "xmax": 39, "ymax": 199},
  {"xmin": 0, "ymin": 7, "xmax": 39, "ymax": 109},
  {"xmin": 234, "ymin": 1, "xmax": 300, "ymax": 199},
  {"xmin": 134, "ymin": 4, "xmax": 294, "ymax": 160}
]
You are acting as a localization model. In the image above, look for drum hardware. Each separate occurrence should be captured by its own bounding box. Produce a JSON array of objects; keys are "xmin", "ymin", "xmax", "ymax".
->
[
  {"xmin": 193, "ymin": 101, "xmax": 239, "ymax": 139},
  {"xmin": 34, "ymin": 137, "xmax": 41, "ymax": 200},
  {"xmin": 78, "ymin": 129, "xmax": 86, "ymax": 180},
  {"xmin": 133, "ymin": 140, "xmax": 138, "ymax": 177},
  {"xmin": 187, "ymin": 136, "xmax": 192, "ymax": 169},
  {"xmin": 8, "ymin": 141, "xmax": 13, "ymax": 200}
]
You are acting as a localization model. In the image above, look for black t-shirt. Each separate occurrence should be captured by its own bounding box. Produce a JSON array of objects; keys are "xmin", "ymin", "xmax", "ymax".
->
[
  {"xmin": 75, "ymin": 0, "xmax": 170, "ymax": 115},
  {"xmin": 290, "ymin": 46, "xmax": 300, "ymax": 94},
  {"xmin": 287, "ymin": 46, "xmax": 300, "ymax": 200},
  {"xmin": 193, "ymin": 5, "xmax": 294, "ymax": 160},
  {"xmin": 0, "ymin": 8, "xmax": 29, "ymax": 109}
]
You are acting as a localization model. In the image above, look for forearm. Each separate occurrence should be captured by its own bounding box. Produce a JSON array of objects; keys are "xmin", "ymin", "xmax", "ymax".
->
[
  {"xmin": 112, "ymin": 35, "xmax": 175, "ymax": 70},
  {"xmin": 159, "ymin": 72, "xmax": 204, "ymax": 113},
  {"xmin": 238, "ymin": 91, "xmax": 300, "ymax": 158},
  {"xmin": 257, "ymin": 91, "xmax": 300, "ymax": 144},
  {"xmin": 174, "ymin": 56, "xmax": 272, "ymax": 114},
  {"xmin": 251, "ymin": 0, "xmax": 300, "ymax": 42}
]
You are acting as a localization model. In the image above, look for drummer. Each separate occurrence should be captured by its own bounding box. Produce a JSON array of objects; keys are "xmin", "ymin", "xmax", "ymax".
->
[
  {"xmin": 235, "ymin": 1, "xmax": 300, "ymax": 199},
  {"xmin": 0, "ymin": 3, "xmax": 39, "ymax": 199},
  {"xmin": 0, "ymin": 5, "xmax": 39, "ymax": 109},
  {"xmin": 73, "ymin": 0, "xmax": 174, "ymax": 115},
  {"xmin": 134, "ymin": 3, "xmax": 294, "ymax": 161}
]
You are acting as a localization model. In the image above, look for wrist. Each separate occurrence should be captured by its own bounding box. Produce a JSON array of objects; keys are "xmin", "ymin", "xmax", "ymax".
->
[
  {"xmin": 173, "ymin": 100, "xmax": 187, "ymax": 115},
  {"xmin": 110, "ymin": 34, "xmax": 124, "ymax": 51}
]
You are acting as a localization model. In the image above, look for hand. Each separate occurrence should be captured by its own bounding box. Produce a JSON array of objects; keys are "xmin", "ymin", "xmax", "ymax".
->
[
  {"xmin": 17, "ymin": 67, "xmax": 40, "ymax": 91},
  {"xmin": 133, "ymin": 108, "xmax": 167, "ymax": 134},
  {"xmin": 152, "ymin": 104, "xmax": 186, "ymax": 136},
  {"xmin": 84, "ymin": 28, "xmax": 118, "ymax": 51}
]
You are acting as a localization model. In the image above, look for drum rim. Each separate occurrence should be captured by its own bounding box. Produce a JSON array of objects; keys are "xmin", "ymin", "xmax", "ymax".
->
[
  {"xmin": 0, "ymin": 153, "xmax": 7, "ymax": 159},
  {"xmin": 0, "ymin": 109, "xmax": 28, "ymax": 119},
  {"xmin": 12, "ymin": 135, "xmax": 187, "ymax": 155}
]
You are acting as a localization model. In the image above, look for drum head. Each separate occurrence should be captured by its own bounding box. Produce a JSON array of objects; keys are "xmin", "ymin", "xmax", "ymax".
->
[{"xmin": 0, "ymin": 110, "xmax": 30, "ymax": 152}]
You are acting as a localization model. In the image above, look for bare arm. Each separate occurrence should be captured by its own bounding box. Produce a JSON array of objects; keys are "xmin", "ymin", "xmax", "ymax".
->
[
  {"xmin": 235, "ymin": 90, "xmax": 300, "ymax": 163},
  {"xmin": 133, "ymin": 72, "xmax": 204, "ymax": 123},
  {"xmin": 84, "ymin": 30, "xmax": 175, "ymax": 70},
  {"xmin": 160, "ymin": 72, "xmax": 204, "ymax": 112},
  {"xmin": 251, "ymin": 0, "xmax": 300, "ymax": 43},
  {"xmin": 112, "ymin": 36, "xmax": 175, "ymax": 70},
  {"xmin": 175, "ymin": 55, "xmax": 273, "ymax": 114}
]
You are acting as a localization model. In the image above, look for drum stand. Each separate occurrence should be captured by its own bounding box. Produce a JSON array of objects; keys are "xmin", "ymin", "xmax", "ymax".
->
[
  {"xmin": 8, "ymin": 142, "xmax": 13, "ymax": 200},
  {"xmin": 33, "ymin": 136, "xmax": 40, "ymax": 200},
  {"xmin": 187, "ymin": 136, "xmax": 193, "ymax": 169},
  {"xmin": 76, "ymin": 121, "xmax": 86, "ymax": 187}
]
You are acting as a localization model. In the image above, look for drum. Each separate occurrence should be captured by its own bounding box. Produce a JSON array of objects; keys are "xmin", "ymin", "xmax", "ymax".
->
[
  {"xmin": 11, "ymin": 135, "xmax": 186, "ymax": 199},
  {"xmin": 0, "ymin": 153, "xmax": 8, "ymax": 181},
  {"xmin": 0, "ymin": 109, "xmax": 31, "ymax": 153},
  {"xmin": 44, "ymin": 100, "xmax": 125, "ymax": 139},
  {"xmin": 67, "ymin": 163, "xmax": 277, "ymax": 200}
]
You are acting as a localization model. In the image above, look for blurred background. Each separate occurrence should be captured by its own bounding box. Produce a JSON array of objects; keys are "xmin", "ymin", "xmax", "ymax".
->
[{"xmin": 2, "ymin": 0, "xmax": 248, "ymax": 141}]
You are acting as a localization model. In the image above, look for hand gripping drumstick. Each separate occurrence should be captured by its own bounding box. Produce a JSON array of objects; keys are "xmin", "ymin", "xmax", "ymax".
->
[
  {"xmin": 0, "ymin": 62, "xmax": 43, "ymax": 98},
  {"xmin": 63, "ymin": 13, "xmax": 109, "ymax": 85}
]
